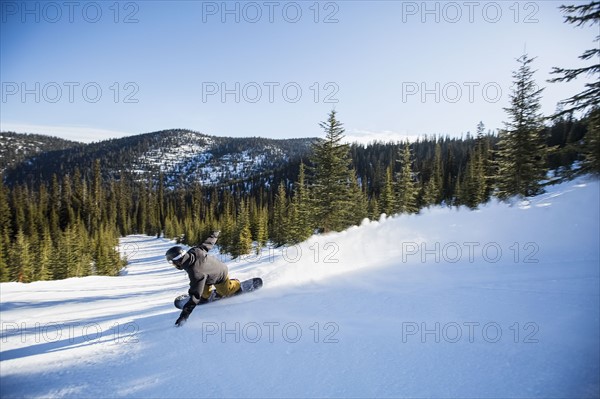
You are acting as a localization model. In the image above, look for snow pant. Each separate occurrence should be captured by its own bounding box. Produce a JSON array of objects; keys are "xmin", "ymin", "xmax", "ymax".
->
[{"xmin": 201, "ymin": 275, "xmax": 241, "ymax": 299}]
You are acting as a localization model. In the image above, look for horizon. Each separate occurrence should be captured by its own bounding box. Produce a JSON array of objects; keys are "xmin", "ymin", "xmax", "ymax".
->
[{"xmin": 0, "ymin": 123, "xmax": 500, "ymax": 146}]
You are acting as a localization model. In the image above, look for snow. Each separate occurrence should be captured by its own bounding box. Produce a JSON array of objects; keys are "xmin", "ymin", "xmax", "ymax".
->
[{"xmin": 1, "ymin": 177, "xmax": 599, "ymax": 398}]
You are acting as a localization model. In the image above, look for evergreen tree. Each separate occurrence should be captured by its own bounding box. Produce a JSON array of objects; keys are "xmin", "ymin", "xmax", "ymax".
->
[
  {"xmin": 271, "ymin": 182, "xmax": 290, "ymax": 247},
  {"xmin": 116, "ymin": 176, "xmax": 132, "ymax": 235},
  {"xmin": 37, "ymin": 226, "xmax": 54, "ymax": 281},
  {"xmin": 252, "ymin": 204, "xmax": 269, "ymax": 252},
  {"xmin": 10, "ymin": 229, "xmax": 34, "ymax": 283},
  {"xmin": 423, "ymin": 143, "xmax": 443, "ymax": 206},
  {"xmin": 496, "ymin": 54, "xmax": 547, "ymax": 199},
  {"xmin": 72, "ymin": 167, "xmax": 85, "ymax": 220},
  {"xmin": 380, "ymin": 166, "xmax": 396, "ymax": 215},
  {"xmin": 548, "ymin": 1, "xmax": 600, "ymax": 116},
  {"xmin": 310, "ymin": 110, "xmax": 354, "ymax": 232},
  {"xmin": 583, "ymin": 108, "xmax": 600, "ymax": 174},
  {"xmin": 0, "ymin": 184, "xmax": 12, "ymax": 281},
  {"xmin": 60, "ymin": 174, "xmax": 75, "ymax": 230},
  {"xmin": 136, "ymin": 181, "xmax": 148, "ymax": 233},
  {"xmin": 90, "ymin": 160, "xmax": 104, "ymax": 233},
  {"xmin": 395, "ymin": 144, "xmax": 419, "ymax": 214},
  {"xmin": 232, "ymin": 198, "xmax": 253, "ymax": 257},
  {"xmin": 49, "ymin": 175, "xmax": 61, "ymax": 238},
  {"xmin": 289, "ymin": 162, "xmax": 313, "ymax": 243},
  {"xmin": 218, "ymin": 191, "xmax": 236, "ymax": 254},
  {"xmin": 461, "ymin": 148, "xmax": 483, "ymax": 208},
  {"xmin": 0, "ymin": 233, "xmax": 8, "ymax": 282},
  {"xmin": 368, "ymin": 196, "xmax": 380, "ymax": 220},
  {"xmin": 548, "ymin": 1, "xmax": 599, "ymax": 174},
  {"xmin": 348, "ymin": 172, "xmax": 369, "ymax": 225},
  {"xmin": 157, "ymin": 172, "xmax": 166, "ymax": 237},
  {"xmin": 460, "ymin": 124, "xmax": 490, "ymax": 208}
]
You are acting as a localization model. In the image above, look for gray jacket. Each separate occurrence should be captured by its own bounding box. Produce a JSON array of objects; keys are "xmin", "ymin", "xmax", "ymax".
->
[{"xmin": 180, "ymin": 232, "xmax": 228, "ymax": 305}]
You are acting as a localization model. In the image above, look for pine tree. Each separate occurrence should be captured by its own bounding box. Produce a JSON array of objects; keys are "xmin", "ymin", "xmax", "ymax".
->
[
  {"xmin": 0, "ymin": 184, "xmax": 12, "ymax": 281},
  {"xmin": 271, "ymin": 182, "xmax": 290, "ymax": 247},
  {"xmin": 116, "ymin": 176, "xmax": 132, "ymax": 235},
  {"xmin": 90, "ymin": 160, "xmax": 104, "ymax": 233},
  {"xmin": 253, "ymin": 205, "xmax": 269, "ymax": 252},
  {"xmin": 72, "ymin": 167, "xmax": 85, "ymax": 220},
  {"xmin": 461, "ymin": 148, "xmax": 482, "ymax": 208},
  {"xmin": 49, "ymin": 175, "xmax": 61, "ymax": 239},
  {"xmin": 37, "ymin": 226, "xmax": 54, "ymax": 281},
  {"xmin": 219, "ymin": 191, "xmax": 236, "ymax": 254},
  {"xmin": 310, "ymin": 110, "xmax": 354, "ymax": 232},
  {"xmin": 548, "ymin": 1, "xmax": 599, "ymax": 116},
  {"xmin": 395, "ymin": 143, "xmax": 419, "ymax": 214},
  {"xmin": 380, "ymin": 166, "xmax": 396, "ymax": 215},
  {"xmin": 72, "ymin": 220, "xmax": 92, "ymax": 277},
  {"xmin": 60, "ymin": 174, "xmax": 75, "ymax": 230},
  {"xmin": 157, "ymin": 172, "xmax": 166, "ymax": 237},
  {"xmin": 583, "ymin": 108, "xmax": 600, "ymax": 174},
  {"xmin": 0, "ymin": 233, "xmax": 8, "ymax": 282},
  {"xmin": 289, "ymin": 162, "xmax": 313, "ymax": 243},
  {"xmin": 496, "ymin": 54, "xmax": 547, "ymax": 199},
  {"xmin": 368, "ymin": 196, "xmax": 380, "ymax": 220},
  {"xmin": 423, "ymin": 143, "xmax": 443, "ymax": 206},
  {"xmin": 348, "ymin": 172, "xmax": 368, "ymax": 225},
  {"xmin": 460, "ymin": 124, "xmax": 490, "ymax": 208},
  {"xmin": 547, "ymin": 1, "xmax": 600, "ymax": 174},
  {"xmin": 136, "ymin": 181, "xmax": 148, "ymax": 233},
  {"xmin": 475, "ymin": 122, "xmax": 494, "ymax": 202},
  {"xmin": 10, "ymin": 229, "xmax": 34, "ymax": 283},
  {"xmin": 94, "ymin": 223, "xmax": 124, "ymax": 276},
  {"xmin": 233, "ymin": 199, "xmax": 253, "ymax": 257}
]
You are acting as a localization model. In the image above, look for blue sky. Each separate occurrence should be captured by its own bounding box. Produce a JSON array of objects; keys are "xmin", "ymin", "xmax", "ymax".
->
[{"xmin": 0, "ymin": 0, "xmax": 596, "ymax": 143}]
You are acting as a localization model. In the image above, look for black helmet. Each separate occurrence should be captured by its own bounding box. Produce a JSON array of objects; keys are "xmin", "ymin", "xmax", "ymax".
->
[{"xmin": 166, "ymin": 246, "xmax": 186, "ymax": 269}]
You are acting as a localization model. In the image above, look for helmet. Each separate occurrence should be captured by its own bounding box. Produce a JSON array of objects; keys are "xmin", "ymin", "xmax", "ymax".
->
[{"xmin": 166, "ymin": 246, "xmax": 186, "ymax": 269}]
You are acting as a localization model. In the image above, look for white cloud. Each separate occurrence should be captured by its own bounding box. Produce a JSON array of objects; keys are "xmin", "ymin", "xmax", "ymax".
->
[{"xmin": 0, "ymin": 122, "xmax": 134, "ymax": 143}]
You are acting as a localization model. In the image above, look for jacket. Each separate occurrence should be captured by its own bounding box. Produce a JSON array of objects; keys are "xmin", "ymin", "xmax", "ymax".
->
[{"xmin": 180, "ymin": 232, "xmax": 228, "ymax": 305}]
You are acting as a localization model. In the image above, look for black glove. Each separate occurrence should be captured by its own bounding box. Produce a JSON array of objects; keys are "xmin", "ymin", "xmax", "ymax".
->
[
  {"xmin": 175, "ymin": 314, "xmax": 188, "ymax": 327},
  {"xmin": 175, "ymin": 300, "xmax": 196, "ymax": 327}
]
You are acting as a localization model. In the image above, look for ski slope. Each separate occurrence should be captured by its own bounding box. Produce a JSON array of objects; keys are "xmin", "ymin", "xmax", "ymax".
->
[{"xmin": 1, "ymin": 177, "xmax": 599, "ymax": 398}]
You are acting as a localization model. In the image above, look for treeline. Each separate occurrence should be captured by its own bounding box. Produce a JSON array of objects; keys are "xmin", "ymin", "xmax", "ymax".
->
[{"xmin": 0, "ymin": 106, "xmax": 595, "ymax": 283}]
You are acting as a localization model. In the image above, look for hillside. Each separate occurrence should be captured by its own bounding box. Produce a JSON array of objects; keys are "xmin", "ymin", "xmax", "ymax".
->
[
  {"xmin": 1, "ymin": 177, "xmax": 598, "ymax": 398},
  {"xmin": 1, "ymin": 130, "xmax": 315, "ymax": 187},
  {"xmin": 0, "ymin": 132, "xmax": 81, "ymax": 173}
]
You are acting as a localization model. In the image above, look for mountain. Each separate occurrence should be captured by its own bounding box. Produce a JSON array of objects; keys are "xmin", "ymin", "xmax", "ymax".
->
[
  {"xmin": 0, "ymin": 132, "xmax": 81, "ymax": 174},
  {"xmin": 1, "ymin": 177, "xmax": 598, "ymax": 398},
  {"xmin": 1, "ymin": 129, "xmax": 315, "ymax": 188}
]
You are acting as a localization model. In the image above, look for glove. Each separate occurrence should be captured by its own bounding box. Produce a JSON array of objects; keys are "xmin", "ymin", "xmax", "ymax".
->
[
  {"xmin": 175, "ymin": 300, "xmax": 196, "ymax": 327},
  {"xmin": 175, "ymin": 314, "xmax": 188, "ymax": 327},
  {"xmin": 213, "ymin": 230, "xmax": 220, "ymax": 238}
]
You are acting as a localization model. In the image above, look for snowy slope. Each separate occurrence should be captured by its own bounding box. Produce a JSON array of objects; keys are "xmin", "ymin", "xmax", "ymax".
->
[{"xmin": 1, "ymin": 177, "xmax": 599, "ymax": 398}]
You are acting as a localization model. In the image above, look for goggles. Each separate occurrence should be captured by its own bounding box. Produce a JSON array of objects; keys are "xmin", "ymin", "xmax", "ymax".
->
[{"xmin": 168, "ymin": 252, "xmax": 186, "ymax": 266}]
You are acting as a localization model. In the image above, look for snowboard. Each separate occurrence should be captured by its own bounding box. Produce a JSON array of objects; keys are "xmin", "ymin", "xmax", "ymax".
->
[{"xmin": 174, "ymin": 277, "xmax": 263, "ymax": 309}]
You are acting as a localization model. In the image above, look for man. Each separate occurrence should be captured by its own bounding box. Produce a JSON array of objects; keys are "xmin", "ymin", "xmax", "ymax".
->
[{"xmin": 165, "ymin": 231, "xmax": 241, "ymax": 327}]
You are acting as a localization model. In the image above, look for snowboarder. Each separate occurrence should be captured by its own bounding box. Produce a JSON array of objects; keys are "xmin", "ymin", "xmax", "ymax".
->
[{"xmin": 166, "ymin": 231, "xmax": 241, "ymax": 327}]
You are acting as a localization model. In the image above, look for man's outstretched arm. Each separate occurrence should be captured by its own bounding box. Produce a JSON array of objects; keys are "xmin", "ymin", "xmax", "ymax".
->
[{"xmin": 199, "ymin": 231, "xmax": 220, "ymax": 252}]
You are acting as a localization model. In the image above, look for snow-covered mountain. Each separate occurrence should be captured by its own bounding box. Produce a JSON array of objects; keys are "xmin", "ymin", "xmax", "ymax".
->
[
  {"xmin": 1, "ymin": 177, "xmax": 598, "ymax": 398},
  {"xmin": 1, "ymin": 130, "xmax": 314, "ymax": 187}
]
